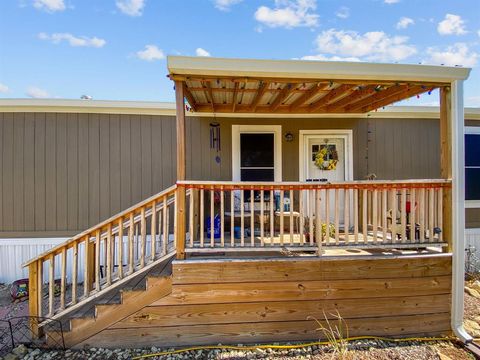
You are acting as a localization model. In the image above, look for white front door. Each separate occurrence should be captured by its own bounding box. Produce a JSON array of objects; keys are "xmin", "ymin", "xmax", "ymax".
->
[{"xmin": 300, "ymin": 130, "xmax": 353, "ymax": 225}]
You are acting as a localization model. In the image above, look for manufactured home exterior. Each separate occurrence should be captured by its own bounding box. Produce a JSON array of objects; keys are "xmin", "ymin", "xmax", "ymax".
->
[
  {"xmin": 0, "ymin": 101, "xmax": 479, "ymax": 283},
  {"xmin": 0, "ymin": 57, "xmax": 477, "ymax": 348}
]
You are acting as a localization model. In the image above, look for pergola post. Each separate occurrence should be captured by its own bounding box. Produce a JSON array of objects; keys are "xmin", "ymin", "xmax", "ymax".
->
[
  {"xmin": 175, "ymin": 80, "xmax": 186, "ymax": 260},
  {"xmin": 440, "ymin": 86, "xmax": 452, "ymax": 252}
]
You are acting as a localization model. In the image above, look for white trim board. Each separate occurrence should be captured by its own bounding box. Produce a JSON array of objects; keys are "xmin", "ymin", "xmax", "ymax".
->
[
  {"xmin": 298, "ymin": 129, "xmax": 354, "ymax": 182},
  {"xmin": 231, "ymin": 125, "xmax": 282, "ymax": 182}
]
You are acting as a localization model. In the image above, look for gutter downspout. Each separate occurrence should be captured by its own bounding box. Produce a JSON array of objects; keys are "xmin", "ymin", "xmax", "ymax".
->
[{"xmin": 451, "ymin": 79, "xmax": 473, "ymax": 343}]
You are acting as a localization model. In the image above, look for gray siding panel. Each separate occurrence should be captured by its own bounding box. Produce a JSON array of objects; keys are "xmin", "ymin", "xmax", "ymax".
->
[{"xmin": 0, "ymin": 112, "xmax": 449, "ymax": 237}]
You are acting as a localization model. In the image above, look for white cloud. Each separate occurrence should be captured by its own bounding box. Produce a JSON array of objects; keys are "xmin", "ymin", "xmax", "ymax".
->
[
  {"xmin": 477, "ymin": 29, "xmax": 480, "ymax": 37},
  {"xmin": 214, "ymin": 0, "xmax": 242, "ymax": 11},
  {"xmin": 195, "ymin": 48, "xmax": 211, "ymax": 57},
  {"xmin": 335, "ymin": 6, "xmax": 349, "ymax": 19},
  {"xmin": 136, "ymin": 45, "xmax": 165, "ymax": 61},
  {"xmin": 38, "ymin": 32, "xmax": 106, "ymax": 48},
  {"xmin": 300, "ymin": 54, "xmax": 361, "ymax": 62},
  {"xmin": 437, "ymin": 14, "xmax": 467, "ymax": 35},
  {"xmin": 33, "ymin": 0, "xmax": 65, "ymax": 12},
  {"xmin": 26, "ymin": 86, "xmax": 50, "ymax": 98},
  {"xmin": 426, "ymin": 43, "xmax": 478, "ymax": 67},
  {"xmin": 384, "ymin": 0, "xmax": 400, "ymax": 4},
  {"xmin": 313, "ymin": 28, "xmax": 416, "ymax": 62},
  {"xmin": 396, "ymin": 17, "xmax": 414, "ymax": 29},
  {"xmin": 116, "ymin": 0, "xmax": 145, "ymax": 16},
  {"xmin": 254, "ymin": 0, "xmax": 319, "ymax": 29},
  {"xmin": 0, "ymin": 83, "xmax": 9, "ymax": 93}
]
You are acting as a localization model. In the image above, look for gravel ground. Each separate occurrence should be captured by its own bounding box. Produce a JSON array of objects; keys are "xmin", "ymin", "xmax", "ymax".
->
[
  {"xmin": 1, "ymin": 282, "xmax": 479, "ymax": 359},
  {"xmin": 0, "ymin": 339, "xmax": 475, "ymax": 360}
]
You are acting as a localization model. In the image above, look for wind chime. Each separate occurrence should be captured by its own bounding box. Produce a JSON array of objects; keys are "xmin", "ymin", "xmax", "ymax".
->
[{"xmin": 210, "ymin": 122, "xmax": 221, "ymax": 164}]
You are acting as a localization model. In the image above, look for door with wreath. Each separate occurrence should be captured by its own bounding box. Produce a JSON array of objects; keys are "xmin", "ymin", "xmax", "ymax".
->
[{"xmin": 301, "ymin": 132, "xmax": 352, "ymax": 228}]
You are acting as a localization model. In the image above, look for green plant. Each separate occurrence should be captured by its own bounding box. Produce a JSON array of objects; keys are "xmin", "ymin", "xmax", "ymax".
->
[{"xmin": 308, "ymin": 310, "xmax": 351, "ymax": 359}]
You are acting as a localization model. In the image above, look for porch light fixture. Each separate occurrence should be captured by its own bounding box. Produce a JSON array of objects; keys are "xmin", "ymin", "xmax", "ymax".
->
[{"xmin": 284, "ymin": 132, "xmax": 294, "ymax": 142}]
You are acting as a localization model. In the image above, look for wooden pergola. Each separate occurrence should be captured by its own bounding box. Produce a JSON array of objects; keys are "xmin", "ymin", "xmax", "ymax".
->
[{"xmin": 167, "ymin": 56, "xmax": 470, "ymax": 261}]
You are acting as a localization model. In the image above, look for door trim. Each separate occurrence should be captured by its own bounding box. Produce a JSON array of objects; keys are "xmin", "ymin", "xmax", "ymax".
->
[
  {"xmin": 232, "ymin": 125, "xmax": 282, "ymax": 182},
  {"xmin": 299, "ymin": 129, "xmax": 353, "ymax": 182}
]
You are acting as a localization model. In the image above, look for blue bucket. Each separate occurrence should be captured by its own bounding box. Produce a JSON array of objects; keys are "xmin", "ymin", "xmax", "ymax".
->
[{"xmin": 206, "ymin": 215, "xmax": 221, "ymax": 239}]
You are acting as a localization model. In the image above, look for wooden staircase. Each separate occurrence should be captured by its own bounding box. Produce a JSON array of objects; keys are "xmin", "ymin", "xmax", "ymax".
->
[{"xmin": 23, "ymin": 185, "xmax": 180, "ymax": 340}]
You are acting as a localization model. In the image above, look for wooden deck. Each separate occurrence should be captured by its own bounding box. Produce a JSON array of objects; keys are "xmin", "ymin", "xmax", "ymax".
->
[{"xmin": 77, "ymin": 252, "xmax": 452, "ymax": 348}]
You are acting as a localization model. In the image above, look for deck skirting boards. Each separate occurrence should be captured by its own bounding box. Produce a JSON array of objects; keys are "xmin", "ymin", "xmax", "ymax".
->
[{"xmin": 77, "ymin": 253, "xmax": 453, "ymax": 348}]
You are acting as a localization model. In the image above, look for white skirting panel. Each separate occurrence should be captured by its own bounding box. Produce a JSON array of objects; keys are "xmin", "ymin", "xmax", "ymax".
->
[
  {"xmin": 466, "ymin": 228, "xmax": 480, "ymax": 258},
  {"xmin": 0, "ymin": 238, "xmax": 69, "ymax": 284}
]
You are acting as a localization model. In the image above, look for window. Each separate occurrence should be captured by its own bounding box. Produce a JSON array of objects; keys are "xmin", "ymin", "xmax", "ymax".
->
[
  {"xmin": 240, "ymin": 133, "xmax": 274, "ymax": 181},
  {"xmin": 466, "ymin": 127, "xmax": 480, "ymax": 208}
]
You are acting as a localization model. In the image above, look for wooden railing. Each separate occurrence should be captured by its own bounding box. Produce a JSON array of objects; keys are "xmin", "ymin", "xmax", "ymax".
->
[
  {"xmin": 24, "ymin": 185, "xmax": 177, "ymax": 325},
  {"xmin": 178, "ymin": 180, "xmax": 451, "ymax": 253}
]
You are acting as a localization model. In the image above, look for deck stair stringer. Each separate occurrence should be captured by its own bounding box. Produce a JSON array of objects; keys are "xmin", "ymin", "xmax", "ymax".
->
[{"xmin": 48, "ymin": 264, "xmax": 174, "ymax": 348}]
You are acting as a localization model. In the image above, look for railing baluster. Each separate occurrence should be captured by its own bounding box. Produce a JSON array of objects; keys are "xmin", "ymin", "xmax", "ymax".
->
[
  {"xmin": 189, "ymin": 189, "xmax": 194, "ymax": 248},
  {"xmin": 165, "ymin": 197, "xmax": 170, "ymax": 253},
  {"xmin": 150, "ymin": 202, "xmax": 156, "ymax": 262},
  {"xmin": 140, "ymin": 207, "xmax": 146, "ymax": 268},
  {"xmin": 210, "ymin": 188, "xmax": 215, "ymax": 248},
  {"xmin": 270, "ymin": 189, "xmax": 274, "ymax": 245},
  {"xmin": 390, "ymin": 189, "xmax": 397, "ymax": 243},
  {"xmin": 163, "ymin": 196, "xmax": 168, "ymax": 254},
  {"xmin": 400, "ymin": 188, "xmax": 407, "ymax": 243},
  {"xmin": 372, "ymin": 189, "xmax": 378, "ymax": 244},
  {"xmin": 260, "ymin": 189, "xmax": 265, "ymax": 246},
  {"xmin": 251, "ymin": 189, "xmax": 255, "ymax": 246},
  {"xmin": 382, "ymin": 189, "xmax": 387, "ymax": 243},
  {"xmin": 221, "ymin": 187, "xmax": 225, "ymax": 247},
  {"xmin": 128, "ymin": 213, "xmax": 134, "ymax": 274},
  {"xmin": 438, "ymin": 188, "xmax": 443, "ymax": 242},
  {"xmin": 280, "ymin": 190, "xmax": 284, "ymax": 246},
  {"xmin": 289, "ymin": 189, "xmax": 294, "ymax": 245},
  {"xmin": 354, "ymin": 189, "xmax": 359, "ymax": 244},
  {"xmin": 230, "ymin": 190, "xmax": 235, "ymax": 247},
  {"xmin": 315, "ymin": 189, "xmax": 321, "ymax": 255},
  {"xmin": 429, "ymin": 188, "xmax": 435, "ymax": 242},
  {"xmin": 362, "ymin": 189, "xmax": 368, "ymax": 244},
  {"xmin": 419, "ymin": 188, "xmax": 425, "ymax": 242},
  {"xmin": 344, "ymin": 188, "xmax": 349, "ymax": 244},
  {"xmin": 299, "ymin": 189, "xmax": 304, "ymax": 246},
  {"xmin": 71, "ymin": 241, "xmax": 78, "ymax": 305},
  {"xmin": 325, "ymin": 189, "xmax": 330, "ymax": 244},
  {"xmin": 48, "ymin": 254, "xmax": 55, "ymax": 316},
  {"xmin": 410, "ymin": 189, "xmax": 416, "ymax": 242},
  {"xmin": 309, "ymin": 189, "xmax": 314, "ymax": 246},
  {"xmin": 107, "ymin": 224, "xmax": 113, "ymax": 285},
  {"xmin": 200, "ymin": 189, "xmax": 204, "ymax": 248},
  {"xmin": 60, "ymin": 247, "xmax": 66, "ymax": 310},
  {"xmin": 334, "ymin": 188, "xmax": 339, "ymax": 245},
  {"xmin": 241, "ymin": 189, "xmax": 245, "ymax": 247},
  {"xmin": 118, "ymin": 219, "xmax": 124, "ymax": 278},
  {"xmin": 83, "ymin": 236, "xmax": 90, "ymax": 297},
  {"xmin": 95, "ymin": 230, "xmax": 101, "ymax": 291}
]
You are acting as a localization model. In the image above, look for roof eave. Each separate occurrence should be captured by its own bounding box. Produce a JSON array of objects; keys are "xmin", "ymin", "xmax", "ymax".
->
[{"xmin": 167, "ymin": 56, "xmax": 471, "ymax": 83}]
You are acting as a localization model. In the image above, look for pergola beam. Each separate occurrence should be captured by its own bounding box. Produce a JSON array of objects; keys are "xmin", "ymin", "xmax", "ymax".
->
[
  {"xmin": 184, "ymin": 86, "xmax": 197, "ymax": 112},
  {"xmin": 309, "ymin": 84, "xmax": 354, "ymax": 112},
  {"xmin": 231, "ymin": 82, "xmax": 239, "ymax": 112},
  {"xmin": 361, "ymin": 86, "xmax": 428, "ymax": 112},
  {"xmin": 270, "ymin": 83, "xmax": 293, "ymax": 111},
  {"xmin": 249, "ymin": 81, "xmax": 269, "ymax": 111},
  {"xmin": 288, "ymin": 83, "xmax": 326, "ymax": 110}
]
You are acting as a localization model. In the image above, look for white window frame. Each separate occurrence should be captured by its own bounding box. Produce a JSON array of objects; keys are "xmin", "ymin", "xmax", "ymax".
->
[
  {"xmin": 465, "ymin": 126, "xmax": 480, "ymax": 208},
  {"xmin": 232, "ymin": 125, "xmax": 282, "ymax": 182}
]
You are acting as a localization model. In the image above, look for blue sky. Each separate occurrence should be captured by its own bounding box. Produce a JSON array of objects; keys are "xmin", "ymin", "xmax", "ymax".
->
[{"xmin": 1, "ymin": 0, "xmax": 479, "ymax": 106}]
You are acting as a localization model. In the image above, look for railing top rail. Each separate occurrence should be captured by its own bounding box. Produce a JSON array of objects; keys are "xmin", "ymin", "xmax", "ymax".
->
[
  {"xmin": 177, "ymin": 179, "xmax": 451, "ymax": 190},
  {"xmin": 23, "ymin": 184, "xmax": 177, "ymax": 267}
]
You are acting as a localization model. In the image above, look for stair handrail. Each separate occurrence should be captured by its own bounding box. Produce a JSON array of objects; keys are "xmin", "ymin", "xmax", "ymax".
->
[{"xmin": 23, "ymin": 184, "xmax": 177, "ymax": 268}]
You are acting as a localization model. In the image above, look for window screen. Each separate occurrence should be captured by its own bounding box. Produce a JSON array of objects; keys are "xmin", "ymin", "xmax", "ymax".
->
[
  {"xmin": 240, "ymin": 133, "xmax": 274, "ymax": 182},
  {"xmin": 466, "ymin": 133, "xmax": 480, "ymax": 201}
]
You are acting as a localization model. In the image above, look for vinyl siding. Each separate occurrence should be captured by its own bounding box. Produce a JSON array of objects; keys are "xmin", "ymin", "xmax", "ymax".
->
[{"xmin": 0, "ymin": 111, "xmax": 476, "ymax": 236}]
